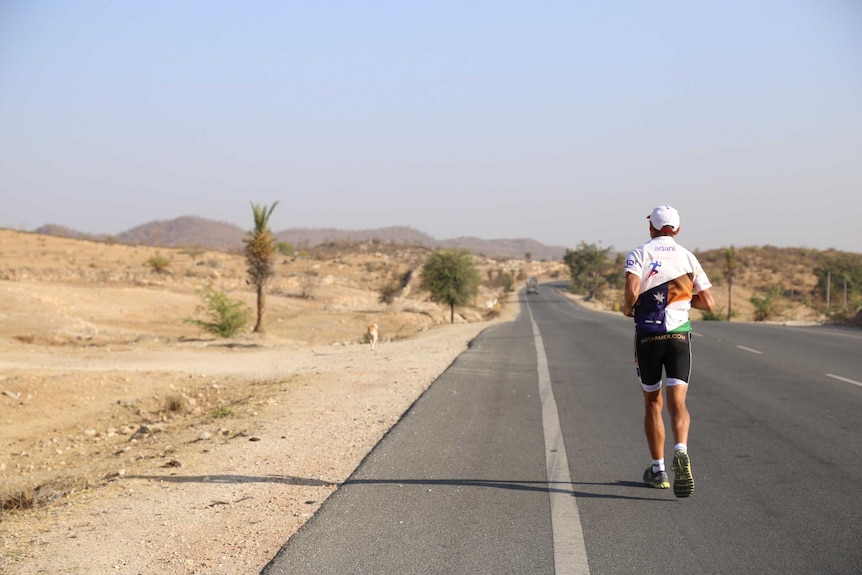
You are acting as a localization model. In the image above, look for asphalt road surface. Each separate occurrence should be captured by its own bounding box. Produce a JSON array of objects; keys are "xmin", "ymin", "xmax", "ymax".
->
[{"xmin": 263, "ymin": 284, "xmax": 862, "ymax": 575}]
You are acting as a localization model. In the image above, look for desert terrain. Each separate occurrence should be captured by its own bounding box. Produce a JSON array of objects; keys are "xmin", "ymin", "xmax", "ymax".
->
[
  {"xmin": 3, "ymin": 227, "xmax": 853, "ymax": 574},
  {"xmin": 0, "ymin": 229, "xmax": 561, "ymax": 574}
]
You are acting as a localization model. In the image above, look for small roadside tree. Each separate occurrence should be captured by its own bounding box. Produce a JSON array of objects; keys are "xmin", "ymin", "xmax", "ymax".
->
[
  {"xmin": 245, "ymin": 201, "xmax": 279, "ymax": 333},
  {"xmin": 419, "ymin": 249, "xmax": 481, "ymax": 323},
  {"xmin": 185, "ymin": 285, "xmax": 252, "ymax": 338},
  {"xmin": 563, "ymin": 241, "xmax": 614, "ymax": 299}
]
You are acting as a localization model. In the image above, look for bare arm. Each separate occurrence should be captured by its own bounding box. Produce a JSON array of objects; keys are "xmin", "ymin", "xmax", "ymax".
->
[
  {"xmin": 691, "ymin": 288, "xmax": 715, "ymax": 311},
  {"xmin": 623, "ymin": 272, "xmax": 640, "ymax": 317}
]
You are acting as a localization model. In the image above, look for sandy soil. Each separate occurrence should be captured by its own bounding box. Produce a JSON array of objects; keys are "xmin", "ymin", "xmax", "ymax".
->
[{"xmin": 0, "ymin": 230, "xmax": 537, "ymax": 575}]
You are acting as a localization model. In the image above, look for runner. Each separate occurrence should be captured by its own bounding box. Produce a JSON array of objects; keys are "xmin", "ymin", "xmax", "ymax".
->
[{"xmin": 623, "ymin": 205, "xmax": 716, "ymax": 498}]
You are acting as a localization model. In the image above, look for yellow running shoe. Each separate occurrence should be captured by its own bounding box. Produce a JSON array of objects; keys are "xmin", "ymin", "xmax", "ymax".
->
[{"xmin": 671, "ymin": 449, "xmax": 695, "ymax": 498}]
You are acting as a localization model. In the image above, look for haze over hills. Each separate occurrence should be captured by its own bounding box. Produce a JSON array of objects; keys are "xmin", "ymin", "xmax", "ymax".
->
[{"xmin": 31, "ymin": 216, "xmax": 570, "ymax": 260}]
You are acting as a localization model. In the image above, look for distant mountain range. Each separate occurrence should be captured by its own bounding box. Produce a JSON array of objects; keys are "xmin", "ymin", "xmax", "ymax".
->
[{"xmin": 32, "ymin": 216, "xmax": 570, "ymax": 260}]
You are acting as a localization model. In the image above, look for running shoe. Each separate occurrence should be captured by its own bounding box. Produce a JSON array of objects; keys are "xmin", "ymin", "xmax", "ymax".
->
[
  {"xmin": 671, "ymin": 448, "xmax": 695, "ymax": 498},
  {"xmin": 643, "ymin": 465, "xmax": 669, "ymax": 489}
]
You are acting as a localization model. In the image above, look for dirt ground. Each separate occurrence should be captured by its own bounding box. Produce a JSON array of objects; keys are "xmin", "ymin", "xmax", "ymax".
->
[{"xmin": 0, "ymin": 229, "xmax": 546, "ymax": 575}]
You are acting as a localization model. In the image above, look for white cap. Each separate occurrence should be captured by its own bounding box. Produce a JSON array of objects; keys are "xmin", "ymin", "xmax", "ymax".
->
[{"xmin": 648, "ymin": 205, "xmax": 680, "ymax": 231}]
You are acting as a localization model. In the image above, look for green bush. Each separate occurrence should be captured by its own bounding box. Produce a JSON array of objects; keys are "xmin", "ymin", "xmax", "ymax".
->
[
  {"xmin": 145, "ymin": 252, "xmax": 171, "ymax": 274},
  {"xmin": 700, "ymin": 306, "xmax": 726, "ymax": 321},
  {"xmin": 750, "ymin": 288, "xmax": 782, "ymax": 322},
  {"xmin": 210, "ymin": 406, "xmax": 233, "ymax": 419},
  {"xmin": 185, "ymin": 285, "xmax": 252, "ymax": 338}
]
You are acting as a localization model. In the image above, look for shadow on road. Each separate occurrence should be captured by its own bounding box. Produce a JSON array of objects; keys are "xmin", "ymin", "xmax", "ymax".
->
[
  {"xmin": 126, "ymin": 474, "xmax": 669, "ymax": 502},
  {"xmin": 344, "ymin": 477, "xmax": 670, "ymax": 501}
]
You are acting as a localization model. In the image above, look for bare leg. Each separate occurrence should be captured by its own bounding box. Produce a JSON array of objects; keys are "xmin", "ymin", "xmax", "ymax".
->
[
  {"xmin": 643, "ymin": 389, "xmax": 665, "ymax": 460},
  {"xmin": 665, "ymin": 384, "xmax": 690, "ymax": 447}
]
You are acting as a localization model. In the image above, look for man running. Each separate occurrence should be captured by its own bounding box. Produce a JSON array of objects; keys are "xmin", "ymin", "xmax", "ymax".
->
[{"xmin": 623, "ymin": 205, "xmax": 715, "ymax": 498}]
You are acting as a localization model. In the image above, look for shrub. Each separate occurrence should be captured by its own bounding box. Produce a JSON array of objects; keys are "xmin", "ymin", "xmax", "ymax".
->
[
  {"xmin": 750, "ymin": 288, "xmax": 782, "ymax": 322},
  {"xmin": 145, "ymin": 252, "xmax": 171, "ymax": 274},
  {"xmin": 210, "ymin": 406, "xmax": 233, "ymax": 419},
  {"xmin": 185, "ymin": 285, "xmax": 252, "ymax": 338},
  {"xmin": 277, "ymin": 241, "xmax": 295, "ymax": 256},
  {"xmin": 700, "ymin": 306, "xmax": 726, "ymax": 321}
]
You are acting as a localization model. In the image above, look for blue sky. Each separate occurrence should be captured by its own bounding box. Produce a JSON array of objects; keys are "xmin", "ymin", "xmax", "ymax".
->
[{"xmin": 1, "ymin": 1, "xmax": 860, "ymax": 253}]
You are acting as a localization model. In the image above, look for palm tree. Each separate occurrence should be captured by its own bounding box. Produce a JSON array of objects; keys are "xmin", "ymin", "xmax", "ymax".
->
[{"xmin": 245, "ymin": 201, "xmax": 279, "ymax": 333}]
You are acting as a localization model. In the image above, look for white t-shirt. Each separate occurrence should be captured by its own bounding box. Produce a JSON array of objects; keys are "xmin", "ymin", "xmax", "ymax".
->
[{"xmin": 624, "ymin": 236, "xmax": 712, "ymax": 333}]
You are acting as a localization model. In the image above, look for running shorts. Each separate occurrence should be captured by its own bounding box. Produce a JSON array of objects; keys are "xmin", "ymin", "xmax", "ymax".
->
[{"xmin": 634, "ymin": 332, "xmax": 692, "ymax": 392}]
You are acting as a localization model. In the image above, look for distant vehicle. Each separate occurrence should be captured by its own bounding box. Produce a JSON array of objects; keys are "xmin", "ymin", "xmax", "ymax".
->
[{"xmin": 526, "ymin": 277, "xmax": 539, "ymax": 295}]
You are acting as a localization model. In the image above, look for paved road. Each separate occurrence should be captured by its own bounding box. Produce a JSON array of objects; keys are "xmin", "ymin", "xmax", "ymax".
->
[{"xmin": 263, "ymin": 284, "xmax": 862, "ymax": 574}]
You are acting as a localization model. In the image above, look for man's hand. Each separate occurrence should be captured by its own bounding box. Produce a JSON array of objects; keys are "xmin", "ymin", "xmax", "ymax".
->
[
  {"xmin": 624, "ymin": 272, "xmax": 640, "ymax": 318},
  {"xmin": 691, "ymin": 288, "xmax": 716, "ymax": 311}
]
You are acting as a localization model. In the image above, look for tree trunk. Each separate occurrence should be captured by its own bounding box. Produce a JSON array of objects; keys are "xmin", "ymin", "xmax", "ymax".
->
[
  {"xmin": 254, "ymin": 284, "xmax": 266, "ymax": 333},
  {"xmin": 727, "ymin": 276, "xmax": 733, "ymax": 321},
  {"xmin": 450, "ymin": 303, "xmax": 455, "ymax": 324}
]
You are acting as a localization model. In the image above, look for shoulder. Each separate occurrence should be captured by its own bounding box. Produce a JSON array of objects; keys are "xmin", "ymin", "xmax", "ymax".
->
[
  {"xmin": 627, "ymin": 239, "xmax": 652, "ymax": 257},
  {"xmin": 677, "ymin": 243, "xmax": 703, "ymax": 263},
  {"xmin": 625, "ymin": 243, "xmax": 648, "ymax": 268}
]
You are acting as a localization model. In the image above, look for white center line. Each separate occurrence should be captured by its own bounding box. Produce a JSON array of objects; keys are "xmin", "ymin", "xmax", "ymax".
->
[
  {"xmin": 528, "ymin": 303, "xmax": 590, "ymax": 575},
  {"xmin": 826, "ymin": 373, "xmax": 862, "ymax": 387},
  {"xmin": 736, "ymin": 345, "xmax": 763, "ymax": 355}
]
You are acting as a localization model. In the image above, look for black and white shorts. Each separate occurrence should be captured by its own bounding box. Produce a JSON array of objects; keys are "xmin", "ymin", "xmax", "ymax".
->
[{"xmin": 634, "ymin": 332, "xmax": 692, "ymax": 392}]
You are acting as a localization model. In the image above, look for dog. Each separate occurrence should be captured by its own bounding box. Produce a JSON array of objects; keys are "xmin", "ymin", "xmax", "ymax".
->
[{"xmin": 366, "ymin": 323, "xmax": 379, "ymax": 350}]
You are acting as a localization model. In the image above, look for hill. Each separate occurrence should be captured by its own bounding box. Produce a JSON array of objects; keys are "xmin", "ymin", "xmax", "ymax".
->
[
  {"xmin": 276, "ymin": 226, "xmax": 437, "ymax": 250},
  {"xmin": 694, "ymin": 245, "xmax": 862, "ymax": 325},
  {"xmin": 438, "ymin": 236, "xmax": 562, "ymax": 261},
  {"xmin": 116, "ymin": 216, "xmax": 247, "ymax": 251},
  {"xmin": 25, "ymin": 218, "xmax": 862, "ymax": 324},
  {"xmin": 33, "ymin": 217, "xmax": 569, "ymax": 260}
]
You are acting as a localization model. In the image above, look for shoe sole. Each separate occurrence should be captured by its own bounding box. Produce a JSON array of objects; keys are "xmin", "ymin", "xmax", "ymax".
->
[{"xmin": 672, "ymin": 451, "xmax": 694, "ymax": 498}]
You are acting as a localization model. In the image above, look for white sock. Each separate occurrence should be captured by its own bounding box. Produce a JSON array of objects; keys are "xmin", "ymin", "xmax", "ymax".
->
[
  {"xmin": 652, "ymin": 459, "xmax": 665, "ymax": 472},
  {"xmin": 674, "ymin": 443, "xmax": 687, "ymax": 453}
]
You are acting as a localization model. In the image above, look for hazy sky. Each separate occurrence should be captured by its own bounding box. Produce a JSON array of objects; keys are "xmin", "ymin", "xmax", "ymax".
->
[{"xmin": 2, "ymin": 1, "xmax": 860, "ymax": 253}]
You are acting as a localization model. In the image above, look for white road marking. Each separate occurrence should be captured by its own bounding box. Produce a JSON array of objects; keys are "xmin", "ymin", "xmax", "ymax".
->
[
  {"xmin": 528, "ymin": 304, "xmax": 591, "ymax": 575},
  {"xmin": 826, "ymin": 373, "xmax": 862, "ymax": 387},
  {"xmin": 736, "ymin": 345, "xmax": 763, "ymax": 355}
]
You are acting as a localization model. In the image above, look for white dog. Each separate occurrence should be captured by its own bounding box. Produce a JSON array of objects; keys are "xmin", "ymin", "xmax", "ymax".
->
[{"xmin": 367, "ymin": 323, "xmax": 379, "ymax": 350}]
